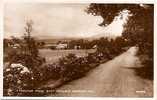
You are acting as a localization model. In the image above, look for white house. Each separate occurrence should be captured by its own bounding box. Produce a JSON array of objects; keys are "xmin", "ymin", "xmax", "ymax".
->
[
  {"xmin": 92, "ymin": 45, "xmax": 97, "ymax": 49},
  {"xmin": 56, "ymin": 43, "xmax": 68, "ymax": 49}
]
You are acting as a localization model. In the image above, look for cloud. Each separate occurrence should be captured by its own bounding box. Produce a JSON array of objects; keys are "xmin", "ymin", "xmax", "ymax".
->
[{"xmin": 4, "ymin": 3, "xmax": 128, "ymax": 38}]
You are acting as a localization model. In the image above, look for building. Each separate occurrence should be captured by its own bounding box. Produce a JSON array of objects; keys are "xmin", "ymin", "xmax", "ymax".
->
[{"xmin": 56, "ymin": 43, "xmax": 68, "ymax": 49}]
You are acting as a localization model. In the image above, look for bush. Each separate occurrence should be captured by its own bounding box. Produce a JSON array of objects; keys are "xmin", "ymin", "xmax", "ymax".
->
[
  {"xmin": 3, "ymin": 62, "xmax": 47, "ymax": 96},
  {"xmin": 134, "ymin": 40, "xmax": 153, "ymax": 80},
  {"xmin": 4, "ymin": 63, "xmax": 33, "ymax": 96},
  {"xmin": 40, "ymin": 63, "xmax": 61, "ymax": 81},
  {"xmin": 135, "ymin": 54, "xmax": 153, "ymax": 80},
  {"xmin": 58, "ymin": 53, "xmax": 88, "ymax": 81}
]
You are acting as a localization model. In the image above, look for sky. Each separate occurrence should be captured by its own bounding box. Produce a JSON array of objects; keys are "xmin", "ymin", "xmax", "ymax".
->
[{"xmin": 4, "ymin": 3, "xmax": 129, "ymax": 39}]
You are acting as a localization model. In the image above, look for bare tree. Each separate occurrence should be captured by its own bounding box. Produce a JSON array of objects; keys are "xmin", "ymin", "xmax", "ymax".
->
[
  {"xmin": 23, "ymin": 20, "xmax": 38, "ymax": 57},
  {"xmin": 24, "ymin": 20, "xmax": 33, "ymax": 38}
]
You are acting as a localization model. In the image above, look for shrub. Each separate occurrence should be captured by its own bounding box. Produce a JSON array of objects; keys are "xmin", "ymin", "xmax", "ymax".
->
[
  {"xmin": 40, "ymin": 63, "xmax": 61, "ymax": 81},
  {"xmin": 57, "ymin": 53, "xmax": 91, "ymax": 81},
  {"xmin": 3, "ymin": 63, "xmax": 32, "ymax": 96}
]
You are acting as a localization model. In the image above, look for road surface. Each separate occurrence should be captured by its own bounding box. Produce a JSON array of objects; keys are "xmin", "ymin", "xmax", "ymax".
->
[{"xmin": 48, "ymin": 47, "xmax": 153, "ymax": 97}]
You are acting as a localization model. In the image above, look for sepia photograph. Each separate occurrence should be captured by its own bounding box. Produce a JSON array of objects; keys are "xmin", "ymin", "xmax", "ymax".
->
[{"xmin": 3, "ymin": 3, "xmax": 154, "ymax": 97}]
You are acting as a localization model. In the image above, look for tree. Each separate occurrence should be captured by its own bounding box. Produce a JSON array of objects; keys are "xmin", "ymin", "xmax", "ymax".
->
[
  {"xmin": 24, "ymin": 20, "xmax": 33, "ymax": 38},
  {"xmin": 86, "ymin": 4, "xmax": 154, "ymax": 80},
  {"xmin": 23, "ymin": 20, "xmax": 39, "ymax": 57}
]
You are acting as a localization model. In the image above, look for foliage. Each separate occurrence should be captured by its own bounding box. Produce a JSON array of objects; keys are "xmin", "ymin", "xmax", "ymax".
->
[
  {"xmin": 95, "ymin": 37, "xmax": 127, "ymax": 59},
  {"xmin": 58, "ymin": 53, "xmax": 89, "ymax": 81},
  {"xmin": 68, "ymin": 39, "xmax": 93, "ymax": 49},
  {"xmin": 86, "ymin": 4, "xmax": 154, "ymax": 80},
  {"xmin": 3, "ymin": 20, "xmax": 46, "ymax": 96},
  {"xmin": 4, "ymin": 64, "xmax": 34, "ymax": 96},
  {"xmin": 40, "ymin": 63, "xmax": 61, "ymax": 80}
]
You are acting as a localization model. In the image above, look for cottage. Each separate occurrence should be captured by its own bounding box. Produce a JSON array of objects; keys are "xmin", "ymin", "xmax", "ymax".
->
[
  {"xmin": 92, "ymin": 45, "xmax": 97, "ymax": 49},
  {"xmin": 56, "ymin": 43, "xmax": 68, "ymax": 49},
  {"xmin": 12, "ymin": 43, "xmax": 20, "ymax": 49}
]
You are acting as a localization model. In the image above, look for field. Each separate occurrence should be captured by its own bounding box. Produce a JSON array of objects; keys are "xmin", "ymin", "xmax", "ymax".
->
[{"xmin": 39, "ymin": 49, "xmax": 96, "ymax": 63}]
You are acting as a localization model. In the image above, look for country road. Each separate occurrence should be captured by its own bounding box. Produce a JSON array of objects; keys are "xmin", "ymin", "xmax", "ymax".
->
[{"xmin": 48, "ymin": 47, "xmax": 153, "ymax": 97}]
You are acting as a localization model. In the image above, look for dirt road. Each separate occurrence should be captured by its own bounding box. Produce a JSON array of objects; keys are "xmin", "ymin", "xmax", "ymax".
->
[{"xmin": 48, "ymin": 47, "xmax": 153, "ymax": 97}]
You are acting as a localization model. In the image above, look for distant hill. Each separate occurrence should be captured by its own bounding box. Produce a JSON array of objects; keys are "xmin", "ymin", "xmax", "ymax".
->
[
  {"xmin": 4, "ymin": 32, "xmax": 120, "ymax": 44},
  {"xmin": 35, "ymin": 36, "xmax": 83, "ymax": 44}
]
